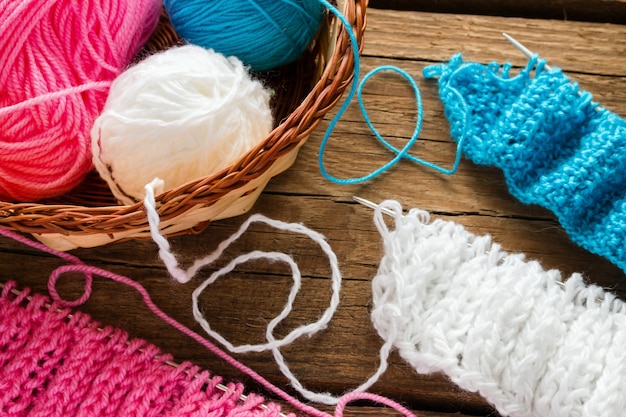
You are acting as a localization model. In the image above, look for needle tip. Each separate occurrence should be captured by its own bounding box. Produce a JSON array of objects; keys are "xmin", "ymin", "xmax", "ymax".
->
[
  {"xmin": 352, "ymin": 196, "xmax": 396, "ymax": 217},
  {"xmin": 352, "ymin": 196, "xmax": 375, "ymax": 208}
]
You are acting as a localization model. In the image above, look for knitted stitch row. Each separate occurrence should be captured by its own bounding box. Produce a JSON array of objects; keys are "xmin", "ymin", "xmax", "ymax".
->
[
  {"xmin": 0, "ymin": 281, "xmax": 287, "ymax": 417},
  {"xmin": 370, "ymin": 200, "xmax": 626, "ymax": 417},
  {"xmin": 423, "ymin": 54, "xmax": 626, "ymax": 273}
]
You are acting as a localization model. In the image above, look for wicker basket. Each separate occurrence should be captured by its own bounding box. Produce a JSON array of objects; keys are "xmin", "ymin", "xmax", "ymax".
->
[{"xmin": 0, "ymin": 1, "xmax": 367, "ymax": 251}]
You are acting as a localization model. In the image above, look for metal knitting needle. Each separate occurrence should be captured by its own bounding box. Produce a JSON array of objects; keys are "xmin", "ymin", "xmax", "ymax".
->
[
  {"xmin": 502, "ymin": 33, "xmax": 552, "ymax": 71},
  {"xmin": 353, "ymin": 199, "xmax": 598, "ymax": 296},
  {"xmin": 353, "ymin": 196, "xmax": 484, "ymax": 252},
  {"xmin": 352, "ymin": 196, "xmax": 395, "ymax": 216},
  {"xmin": 0, "ymin": 281, "xmax": 285, "ymax": 417},
  {"xmin": 503, "ymin": 33, "xmax": 604, "ymax": 111}
]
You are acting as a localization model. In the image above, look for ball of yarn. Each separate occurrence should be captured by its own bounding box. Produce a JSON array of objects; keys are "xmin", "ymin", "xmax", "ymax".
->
[
  {"xmin": 91, "ymin": 45, "xmax": 274, "ymax": 205},
  {"xmin": 163, "ymin": 0, "xmax": 325, "ymax": 71},
  {"xmin": 0, "ymin": 0, "xmax": 162, "ymax": 202}
]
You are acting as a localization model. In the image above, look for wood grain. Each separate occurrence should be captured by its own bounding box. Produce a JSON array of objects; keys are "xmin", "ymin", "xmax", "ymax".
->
[
  {"xmin": 1, "ymin": 5, "xmax": 625, "ymax": 417},
  {"xmin": 369, "ymin": 0, "xmax": 626, "ymax": 24}
]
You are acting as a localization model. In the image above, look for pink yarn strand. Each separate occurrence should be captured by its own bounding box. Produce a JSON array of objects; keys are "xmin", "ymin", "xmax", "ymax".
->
[
  {"xmin": 52, "ymin": 262, "xmax": 333, "ymax": 417},
  {"xmin": 0, "ymin": 227, "xmax": 418, "ymax": 417},
  {"xmin": 0, "ymin": 82, "xmax": 112, "ymax": 117}
]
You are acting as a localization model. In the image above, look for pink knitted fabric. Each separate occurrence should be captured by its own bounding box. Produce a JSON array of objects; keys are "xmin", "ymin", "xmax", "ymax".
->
[
  {"xmin": 0, "ymin": 281, "xmax": 289, "ymax": 417},
  {"xmin": 0, "ymin": 227, "xmax": 420, "ymax": 417}
]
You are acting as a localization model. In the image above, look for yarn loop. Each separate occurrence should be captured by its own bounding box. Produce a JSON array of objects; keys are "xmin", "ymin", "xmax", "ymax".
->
[
  {"xmin": 316, "ymin": 5, "xmax": 464, "ymax": 185},
  {"xmin": 143, "ymin": 179, "xmax": 393, "ymax": 405}
]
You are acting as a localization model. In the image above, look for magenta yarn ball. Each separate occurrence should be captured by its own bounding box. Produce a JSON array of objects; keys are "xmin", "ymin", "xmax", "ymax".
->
[{"xmin": 0, "ymin": 0, "xmax": 162, "ymax": 202}]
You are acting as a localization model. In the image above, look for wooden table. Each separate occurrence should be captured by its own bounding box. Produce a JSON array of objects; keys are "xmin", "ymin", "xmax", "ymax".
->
[{"xmin": 2, "ymin": 2, "xmax": 625, "ymax": 416}]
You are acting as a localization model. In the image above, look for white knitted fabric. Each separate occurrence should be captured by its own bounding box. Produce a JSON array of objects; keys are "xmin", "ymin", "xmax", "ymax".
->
[{"xmin": 370, "ymin": 200, "xmax": 626, "ymax": 417}]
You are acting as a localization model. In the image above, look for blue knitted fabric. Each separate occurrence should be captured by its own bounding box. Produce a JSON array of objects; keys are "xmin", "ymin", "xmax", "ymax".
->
[{"xmin": 423, "ymin": 54, "xmax": 626, "ymax": 272}]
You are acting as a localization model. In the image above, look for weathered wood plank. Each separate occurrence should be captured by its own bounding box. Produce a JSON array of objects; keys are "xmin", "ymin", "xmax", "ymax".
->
[
  {"xmin": 0, "ymin": 6, "xmax": 624, "ymax": 417},
  {"xmin": 363, "ymin": 9, "xmax": 626, "ymax": 76},
  {"xmin": 0, "ymin": 248, "xmax": 495, "ymax": 415},
  {"xmin": 1, "ymin": 187, "xmax": 623, "ymax": 415},
  {"xmin": 369, "ymin": 0, "xmax": 626, "ymax": 24}
]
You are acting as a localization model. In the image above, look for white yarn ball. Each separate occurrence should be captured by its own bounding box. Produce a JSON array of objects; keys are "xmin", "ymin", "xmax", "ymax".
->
[{"xmin": 91, "ymin": 44, "xmax": 273, "ymax": 204}]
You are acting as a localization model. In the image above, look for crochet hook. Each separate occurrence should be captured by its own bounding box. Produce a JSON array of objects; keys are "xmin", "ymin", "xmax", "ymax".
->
[{"xmin": 502, "ymin": 33, "xmax": 552, "ymax": 71}]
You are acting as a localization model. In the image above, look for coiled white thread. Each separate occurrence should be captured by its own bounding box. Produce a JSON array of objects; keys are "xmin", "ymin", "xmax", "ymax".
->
[{"xmin": 144, "ymin": 180, "xmax": 393, "ymax": 405}]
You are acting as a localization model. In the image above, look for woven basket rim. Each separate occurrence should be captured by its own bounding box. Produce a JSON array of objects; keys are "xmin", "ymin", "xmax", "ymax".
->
[{"xmin": 0, "ymin": 0, "xmax": 368, "ymax": 239}]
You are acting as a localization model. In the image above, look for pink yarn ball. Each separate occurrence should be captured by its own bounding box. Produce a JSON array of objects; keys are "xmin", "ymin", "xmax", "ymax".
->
[{"xmin": 0, "ymin": 0, "xmax": 162, "ymax": 202}]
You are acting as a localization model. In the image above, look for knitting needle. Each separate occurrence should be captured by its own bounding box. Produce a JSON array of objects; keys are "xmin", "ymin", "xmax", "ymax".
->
[
  {"xmin": 353, "ymin": 198, "xmax": 596, "ymax": 295},
  {"xmin": 0, "ymin": 281, "xmax": 285, "ymax": 417},
  {"xmin": 354, "ymin": 196, "xmax": 482, "ymax": 251},
  {"xmin": 352, "ymin": 196, "xmax": 395, "ymax": 217},
  {"xmin": 503, "ymin": 34, "xmax": 604, "ymax": 110},
  {"xmin": 502, "ymin": 33, "xmax": 552, "ymax": 71}
]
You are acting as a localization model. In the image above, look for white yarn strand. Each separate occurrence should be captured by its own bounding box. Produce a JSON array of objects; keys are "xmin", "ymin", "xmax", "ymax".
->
[
  {"xmin": 370, "ymin": 200, "xmax": 626, "ymax": 417},
  {"xmin": 144, "ymin": 182, "xmax": 394, "ymax": 405},
  {"xmin": 146, "ymin": 188, "xmax": 626, "ymax": 411},
  {"xmin": 144, "ymin": 178, "xmax": 192, "ymax": 283}
]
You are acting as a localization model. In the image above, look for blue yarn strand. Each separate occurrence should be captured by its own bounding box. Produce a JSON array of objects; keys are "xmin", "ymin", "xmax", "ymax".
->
[
  {"xmin": 316, "ymin": 0, "xmax": 462, "ymax": 184},
  {"xmin": 165, "ymin": 0, "xmax": 463, "ymax": 182},
  {"xmin": 358, "ymin": 66, "xmax": 465, "ymax": 177}
]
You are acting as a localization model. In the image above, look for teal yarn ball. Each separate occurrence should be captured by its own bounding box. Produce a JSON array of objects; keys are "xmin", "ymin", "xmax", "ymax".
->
[{"xmin": 163, "ymin": 0, "xmax": 326, "ymax": 71}]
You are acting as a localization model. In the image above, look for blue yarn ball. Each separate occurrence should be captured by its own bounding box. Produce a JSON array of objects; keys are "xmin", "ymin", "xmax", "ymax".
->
[{"xmin": 163, "ymin": 0, "xmax": 325, "ymax": 71}]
